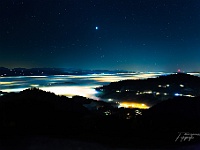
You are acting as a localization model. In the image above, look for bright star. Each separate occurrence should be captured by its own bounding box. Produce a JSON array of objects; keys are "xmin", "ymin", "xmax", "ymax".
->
[{"xmin": 95, "ymin": 26, "xmax": 98, "ymax": 30}]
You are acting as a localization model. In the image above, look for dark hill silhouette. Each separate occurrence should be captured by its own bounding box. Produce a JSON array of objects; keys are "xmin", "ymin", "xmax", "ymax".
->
[
  {"xmin": 0, "ymin": 88, "xmax": 89, "ymax": 135},
  {"xmin": 142, "ymin": 96, "xmax": 200, "ymax": 130},
  {"xmin": 154, "ymin": 72, "xmax": 200, "ymax": 86},
  {"xmin": 135, "ymin": 96, "xmax": 200, "ymax": 145},
  {"xmin": 96, "ymin": 73, "xmax": 200, "ymax": 106},
  {"xmin": 1, "ymin": 88, "xmax": 200, "ymax": 148},
  {"xmin": 97, "ymin": 72, "xmax": 200, "ymax": 91}
]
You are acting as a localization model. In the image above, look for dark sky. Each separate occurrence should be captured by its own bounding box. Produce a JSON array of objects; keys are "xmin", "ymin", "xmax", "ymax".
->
[{"xmin": 1, "ymin": 0, "xmax": 200, "ymax": 72}]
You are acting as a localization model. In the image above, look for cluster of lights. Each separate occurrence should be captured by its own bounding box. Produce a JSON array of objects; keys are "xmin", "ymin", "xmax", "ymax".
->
[
  {"xmin": 174, "ymin": 93, "xmax": 194, "ymax": 97},
  {"xmin": 119, "ymin": 102, "xmax": 149, "ymax": 109},
  {"xmin": 126, "ymin": 113, "xmax": 131, "ymax": 119},
  {"xmin": 104, "ymin": 110, "xmax": 111, "ymax": 115},
  {"xmin": 136, "ymin": 91, "xmax": 161, "ymax": 95},
  {"xmin": 135, "ymin": 109, "xmax": 142, "ymax": 115},
  {"xmin": 137, "ymin": 90, "xmax": 153, "ymax": 95},
  {"xmin": 158, "ymin": 84, "xmax": 170, "ymax": 88}
]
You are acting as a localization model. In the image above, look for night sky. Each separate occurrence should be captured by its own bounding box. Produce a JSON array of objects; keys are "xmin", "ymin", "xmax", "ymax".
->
[{"xmin": 1, "ymin": 0, "xmax": 200, "ymax": 72}]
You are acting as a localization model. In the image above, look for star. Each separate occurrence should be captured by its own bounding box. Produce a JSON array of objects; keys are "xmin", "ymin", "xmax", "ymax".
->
[{"xmin": 95, "ymin": 26, "xmax": 98, "ymax": 30}]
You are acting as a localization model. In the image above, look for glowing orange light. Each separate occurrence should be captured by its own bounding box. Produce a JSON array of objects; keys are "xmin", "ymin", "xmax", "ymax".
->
[{"xmin": 119, "ymin": 102, "xmax": 149, "ymax": 109}]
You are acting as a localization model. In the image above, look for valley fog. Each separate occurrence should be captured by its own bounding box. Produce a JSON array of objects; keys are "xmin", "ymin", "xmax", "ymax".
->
[{"xmin": 1, "ymin": 72, "xmax": 168, "ymax": 99}]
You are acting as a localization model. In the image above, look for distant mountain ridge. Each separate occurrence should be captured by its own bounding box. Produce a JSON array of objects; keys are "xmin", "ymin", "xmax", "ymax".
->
[{"xmin": 0, "ymin": 67, "xmax": 130, "ymax": 76}]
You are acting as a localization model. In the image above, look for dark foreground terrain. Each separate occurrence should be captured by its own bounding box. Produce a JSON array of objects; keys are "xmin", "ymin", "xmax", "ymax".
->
[{"xmin": 0, "ymin": 88, "xmax": 200, "ymax": 149}]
